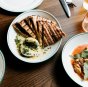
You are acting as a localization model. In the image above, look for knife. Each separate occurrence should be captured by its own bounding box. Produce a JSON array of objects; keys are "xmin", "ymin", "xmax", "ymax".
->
[{"xmin": 59, "ymin": 0, "xmax": 71, "ymax": 18}]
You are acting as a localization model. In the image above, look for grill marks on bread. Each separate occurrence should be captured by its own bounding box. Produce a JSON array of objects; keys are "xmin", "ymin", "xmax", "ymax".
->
[
  {"xmin": 13, "ymin": 15, "xmax": 65, "ymax": 47},
  {"xmin": 13, "ymin": 23, "xmax": 30, "ymax": 37},
  {"xmin": 19, "ymin": 20, "xmax": 36, "ymax": 38}
]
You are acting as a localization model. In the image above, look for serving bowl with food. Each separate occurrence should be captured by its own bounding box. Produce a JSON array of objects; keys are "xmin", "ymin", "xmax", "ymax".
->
[
  {"xmin": 7, "ymin": 10, "xmax": 65, "ymax": 63},
  {"xmin": 62, "ymin": 32, "xmax": 88, "ymax": 86}
]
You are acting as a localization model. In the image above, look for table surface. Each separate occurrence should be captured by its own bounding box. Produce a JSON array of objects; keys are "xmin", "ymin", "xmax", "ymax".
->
[{"xmin": 0, "ymin": 0, "xmax": 87, "ymax": 87}]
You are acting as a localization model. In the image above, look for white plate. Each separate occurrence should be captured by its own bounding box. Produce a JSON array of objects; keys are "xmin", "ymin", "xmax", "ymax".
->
[
  {"xmin": 0, "ymin": 50, "xmax": 5, "ymax": 83},
  {"xmin": 0, "ymin": 0, "xmax": 43, "ymax": 12},
  {"xmin": 7, "ymin": 10, "xmax": 62, "ymax": 63},
  {"xmin": 62, "ymin": 32, "xmax": 88, "ymax": 87}
]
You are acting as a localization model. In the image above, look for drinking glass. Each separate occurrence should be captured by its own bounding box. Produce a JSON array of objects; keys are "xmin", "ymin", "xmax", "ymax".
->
[
  {"xmin": 82, "ymin": 0, "xmax": 88, "ymax": 32},
  {"xmin": 83, "ymin": 0, "xmax": 88, "ymax": 10}
]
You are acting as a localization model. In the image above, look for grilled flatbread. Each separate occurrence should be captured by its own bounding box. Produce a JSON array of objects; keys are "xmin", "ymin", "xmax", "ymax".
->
[{"xmin": 13, "ymin": 15, "xmax": 65, "ymax": 47}]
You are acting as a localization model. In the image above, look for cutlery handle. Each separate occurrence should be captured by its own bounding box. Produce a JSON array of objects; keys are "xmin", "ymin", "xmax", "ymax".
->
[{"xmin": 59, "ymin": 0, "xmax": 71, "ymax": 18}]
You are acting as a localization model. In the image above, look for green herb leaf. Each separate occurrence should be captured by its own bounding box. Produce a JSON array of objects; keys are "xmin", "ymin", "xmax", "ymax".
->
[
  {"xmin": 70, "ymin": 48, "xmax": 88, "ymax": 59},
  {"xmin": 81, "ymin": 52, "xmax": 87, "ymax": 58},
  {"xmin": 74, "ymin": 54, "xmax": 81, "ymax": 59},
  {"xmin": 22, "ymin": 48, "xmax": 29, "ymax": 54}
]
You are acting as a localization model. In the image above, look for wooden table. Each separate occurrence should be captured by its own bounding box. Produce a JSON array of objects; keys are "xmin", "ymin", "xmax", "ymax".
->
[{"xmin": 0, "ymin": 0, "xmax": 86, "ymax": 87}]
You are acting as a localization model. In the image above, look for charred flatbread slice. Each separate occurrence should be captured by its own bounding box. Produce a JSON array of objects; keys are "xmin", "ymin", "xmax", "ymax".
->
[
  {"xmin": 13, "ymin": 23, "xmax": 29, "ymax": 37},
  {"xmin": 55, "ymin": 26, "xmax": 66, "ymax": 37},
  {"xmin": 36, "ymin": 21, "xmax": 42, "ymax": 46},
  {"xmin": 37, "ymin": 16, "xmax": 56, "ymax": 25},
  {"xmin": 45, "ymin": 21, "xmax": 58, "ymax": 42},
  {"xmin": 29, "ymin": 16, "xmax": 43, "ymax": 46},
  {"xmin": 38, "ymin": 21, "xmax": 49, "ymax": 47},
  {"xmin": 19, "ymin": 20, "xmax": 36, "ymax": 38},
  {"xmin": 42, "ymin": 22, "xmax": 54, "ymax": 45}
]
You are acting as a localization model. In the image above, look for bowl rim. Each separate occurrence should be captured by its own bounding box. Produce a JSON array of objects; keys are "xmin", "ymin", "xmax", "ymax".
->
[{"xmin": 0, "ymin": 50, "xmax": 5, "ymax": 83}]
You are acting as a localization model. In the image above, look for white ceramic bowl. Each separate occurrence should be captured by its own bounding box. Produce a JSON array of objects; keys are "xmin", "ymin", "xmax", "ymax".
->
[
  {"xmin": 7, "ymin": 10, "xmax": 62, "ymax": 63},
  {"xmin": 0, "ymin": 50, "xmax": 5, "ymax": 83},
  {"xmin": 62, "ymin": 32, "xmax": 88, "ymax": 87}
]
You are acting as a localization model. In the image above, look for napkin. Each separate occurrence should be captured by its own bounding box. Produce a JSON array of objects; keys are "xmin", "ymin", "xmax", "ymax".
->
[{"xmin": 66, "ymin": 0, "xmax": 72, "ymax": 3}]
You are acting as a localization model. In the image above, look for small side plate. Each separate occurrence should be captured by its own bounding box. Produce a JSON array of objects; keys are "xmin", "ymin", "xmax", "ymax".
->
[{"xmin": 0, "ymin": 0, "xmax": 43, "ymax": 12}]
